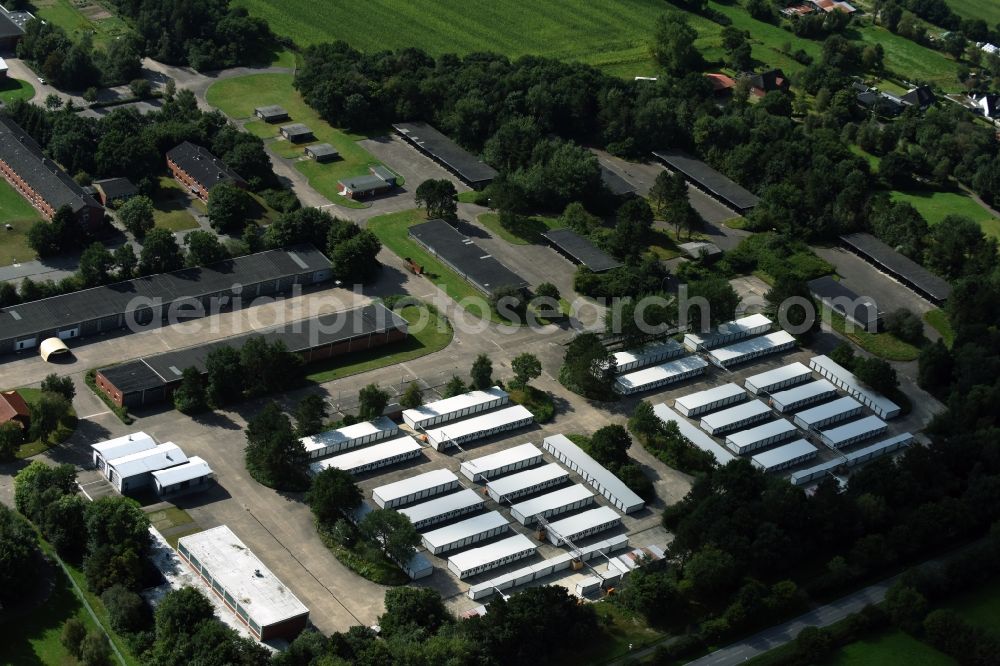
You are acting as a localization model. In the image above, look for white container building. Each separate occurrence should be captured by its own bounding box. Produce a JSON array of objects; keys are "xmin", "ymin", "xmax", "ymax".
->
[
  {"xmin": 404, "ymin": 552, "xmax": 433, "ymax": 580},
  {"xmin": 576, "ymin": 576, "xmax": 603, "ymax": 596},
  {"xmin": 751, "ymin": 439, "xmax": 817, "ymax": 472},
  {"xmin": 421, "ymin": 511, "xmax": 509, "ymax": 555},
  {"xmin": 789, "ymin": 459, "xmax": 844, "ymax": 486},
  {"xmin": 151, "ymin": 456, "xmax": 214, "ymax": 497},
  {"xmin": 399, "ymin": 488, "xmax": 485, "ymax": 529},
  {"xmin": 769, "ymin": 379, "xmax": 838, "ymax": 413},
  {"xmin": 447, "ymin": 533, "xmax": 538, "ymax": 579},
  {"xmin": 843, "ymin": 432, "xmax": 913, "ymax": 465},
  {"xmin": 809, "ymin": 355, "xmax": 901, "ymax": 419},
  {"xmin": 614, "ymin": 355, "xmax": 709, "ymax": 395},
  {"xmin": 371, "ymin": 469, "xmax": 460, "ymax": 509},
  {"xmin": 459, "ymin": 442, "xmax": 543, "ymax": 482},
  {"xmin": 818, "ymin": 415, "xmax": 888, "ymax": 449},
  {"xmin": 700, "ymin": 400, "xmax": 772, "ymax": 436},
  {"xmin": 652, "ymin": 403, "xmax": 735, "ymax": 465},
  {"xmin": 105, "ymin": 442, "xmax": 189, "ymax": 493},
  {"xmin": 744, "ymin": 362, "xmax": 813, "ymax": 395},
  {"xmin": 91, "ymin": 432, "xmax": 156, "ymax": 474},
  {"xmin": 402, "ymin": 386, "xmax": 509, "ymax": 430},
  {"xmin": 424, "ymin": 405, "xmax": 534, "ymax": 450},
  {"xmin": 544, "ymin": 506, "xmax": 622, "ymax": 546},
  {"xmin": 793, "ymin": 396, "xmax": 864, "ymax": 431},
  {"xmin": 709, "ymin": 330, "xmax": 797, "ymax": 368},
  {"xmin": 675, "ymin": 382, "xmax": 746, "ymax": 417},
  {"xmin": 485, "ymin": 463, "xmax": 568, "ymax": 503},
  {"xmin": 509, "ymin": 484, "xmax": 596, "ymax": 525},
  {"xmin": 542, "ymin": 434, "xmax": 645, "ymax": 514},
  {"xmin": 725, "ymin": 418, "xmax": 798, "ymax": 455},
  {"xmin": 611, "ymin": 339, "xmax": 685, "ymax": 373},
  {"xmin": 301, "ymin": 416, "xmax": 399, "ymax": 459},
  {"xmin": 683, "ymin": 313, "xmax": 773, "ymax": 351},
  {"xmin": 307, "ymin": 436, "xmax": 422, "ymax": 477}
]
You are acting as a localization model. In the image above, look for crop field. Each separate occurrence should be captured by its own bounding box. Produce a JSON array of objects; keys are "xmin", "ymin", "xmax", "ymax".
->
[
  {"xmin": 947, "ymin": 0, "xmax": 1000, "ymax": 27},
  {"xmin": 891, "ymin": 189, "xmax": 1000, "ymax": 240}
]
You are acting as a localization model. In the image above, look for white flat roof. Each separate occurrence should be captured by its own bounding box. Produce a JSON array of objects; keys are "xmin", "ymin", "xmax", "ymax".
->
[
  {"xmin": 675, "ymin": 382, "xmax": 745, "ymax": 411},
  {"xmin": 710, "ymin": 330, "xmax": 796, "ymax": 364},
  {"xmin": 770, "ymin": 379, "xmax": 837, "ymax": 407},
  {"xmin": 402, "ymin": 386, "xmax": 508, "ymax": 423},
  {"xmin": 685, "ymin": 313, "xmax": 772, "ymax": 347},
  {"xmin": 546, "ymin": 505, "xmax": 621, "ymax": 538},
  {"xmin": 652, "ymin": 403, "xmax": 735, "ymax": 465},
  {"xmin": 421, "ymin": 511, "xmax": 508, "ymax": 549},
  {"xmin": 700, "ymin": 400, "xmax": 772, "ymax": 430},
  {"xmin": 424, "ymin": 405, "xmax": 533, "ymax": 442},
  {"xmin": 92, "ymin": 432, "xmax": 156, "ymax": 459},
  {"xmin": 612, "ymin": 339, "xmax": 683, "ymax": 367},
  {"xmin": 751, "ymin": 439, "xmax": 816, "ymax": 469},
  {"xmin": 486, "ymin": 463, "xmax": 567, "ymax": 497},
  {"xmin": 726, "ymin": 418, "xmax": 797, "ymax": 449},
  {"xmin": 309, "ymin": 435, "xmax": 421, "ymax": 473},
  {"xmin": 301, "ymin": 416, "xmax": 397, "ymax": 455},
  {"xmin": 399, "ymin": 488, "xmax": 484, "ymax": 525},
  {"xmin": 844, "ymin": 432, "xmax": 914, "ymax": 463},
  {"xmin": 462, "ymin": 442, "xmax": 542, "ymax": 474},
  {"xmin": 151, "ymin": 456, "xmax": 213, "ymax": 485},
  {"xmin": 108, "ymin": 442, "xmax": 188, "ymax": 478},
  {"xmin": 744, "ymin": 362, "xmax": 812, "ymax": 390},
  {"xmin": 542, "ymin": 434, "xmax": 644, "ymax": 509},
  {"xmin": 178, "ymin": 526, "xmax": 308, "ymax": 627},
  {"xmin": 372, "ymin": 469, "xmax": 458, "ymax": 504},
  {"xmin": 810, "ymin": 355, "xmax": 900, "ymax": 416},
  {"xmin": 447, "ymin": 533, "xmax": 536, "ymax": 572},
  {"xmin": 820, "ymin": 415, "xmax": 887, "ymax": 444},
  {"xmin": 508, "ymin": 484, "xmax": 594, "ymax": 517},
  {"xmin": 795, "ymin": 396, "xmax": 862, "ymax": 425},
  {"xmin": 615, "ymin": 355, "xmax": 709, "ymax": 391}
]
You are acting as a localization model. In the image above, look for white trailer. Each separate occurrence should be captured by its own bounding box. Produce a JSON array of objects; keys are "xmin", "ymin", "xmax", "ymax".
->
[
  {"xmin": 683, "ymin": 313, "xmax": 772, "ymax": 351},
  {"xmin": 725, "ymin": 418, "xmax": 798, "ymax": 455},
  {"xmin": 424, "ymin": 405, "xmax": 534, "ymax": 450},
  {"xmin": 542, "ymin": 434, "xmax": 645, "ymax": 513},
  {"xmin": 371, "ymin": 469, "xmax": 460, "ymax": 508},
  {"xmin": 809, "ymin": 355, "xmax": 901, "ymax": 419},
  {"xmin": 485, "ymin": 463, "xmax": 568, "ymax": 503},
  {"xmin": 459, "ymin": 442, "xmax": 543, "ymax": 482},
  {"xmin": 751, "ymin": 439, "xmax": 817, "ymax": 472},
  {"xmin": 709, "ymin": 331, "xmax": 797, "ymax": 368},
  {"xmin": 307, "ymin": 436, "xmax": 422, "ymax": 477},
  {"xmin": 793, "ymin": 396, "xmax": 864, "ymax": 431},
  {"xmin": 818, "ymin": 415, "xmax": 888, "ymax": 449},
  {"xmin": 674, "ymin": 382, "xmax": 746, "ymax": 417},
  {"xmin": 509, "ymin": 484, "xmax": 596, "ymax": 526},
  {"xmin": 402, "ymin": 386, "xmax": 509, "ymax": 429},
  {"xmin": 614, "ymin": 355, "xmax": 709, "ymax": 395},
  {"xmin": 744, "ymin": 362, "xmax": 813, "ymax": 395},
  {"xmin": 399, "ymin": 488, "xmax": 485, "ymax": 529},
  {"xmin": 700, "ymin": 400, "xmax": 772, "ymax": 436},
  {"xmin": 545, "ymin": 506, "xmax": 622, "ymax": 546},
  {"xmin": 301, "ymin": 417, "xmax": 399, "ymax": 459},
  {"xmin": 652, "ymin": 403, "xmax": 735, "ymax": 465},
  {"xmin": 611, "ymin": 339, "xmax": 685, "ymax": 373},
  {"xmin": 769, "ymin": 379, "xmax": 838, "ymax": 413},
  {"xmin": 421, "ymin": 511, "xmax": 509, "ymax": 555},
  {"xmin": 447, "ymin": 533, "xmax": 538, "ymax": 579}
]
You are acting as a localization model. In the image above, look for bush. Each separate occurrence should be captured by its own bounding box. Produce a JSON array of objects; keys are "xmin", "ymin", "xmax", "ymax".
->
[
  {"xmin": 884, "ymin": 308, "xmax": 924, "ymax": 344},
  {"xmin": 101, "ymin": 584, "xmax": 151, "ymax": 633},
  {"xmin": 61, "ymin": 618, "xmax": 87, "ymax": 658}
]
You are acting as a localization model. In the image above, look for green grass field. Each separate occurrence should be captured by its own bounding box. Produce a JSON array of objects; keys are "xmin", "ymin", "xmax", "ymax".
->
[
  {"xmin": 707, "ymin": 1, "xmax": 822, "ymax": 75},
  {"xmin": 205, "ymin": 73, "xmax": 388, "ymax": 209},
  {"xmin": 0, "ymin": 77, "xmax": 35, "ymax": 105},
  {"xmin": 33, "ymin": 0, "xmax": 133, "ymax": 50},
  {"xmin": 854, "ymin": 24, "xmax": 962, "ymax": 90},
  {"xmin": 949, "ymin": 578, "xmax": 1000, "ymax": 635},
  {"xmin": 891, "ymin": 189, "xmax": 1000, "ymax": 240},
  {"xmin": 0, "ymin": 177, "xmax": 44, "ymax": 266},
  {"xmin": 831, "ymin": 629, "xmax": 955, "ymax": 665},
  {"xmin": 825, "ymin": 307, "xmax": 922, "ymax": 362},
  {"xmin": 151, "ymin": 176, "xmax": 200, "ymax": 232},
  {"xmin": 476, "ymin": 212, "xmax": 562, "ymax": 244},
  {"xmin": 924, "ymin": 309, "xmax": 955, "ymax": 348},
  {"xmin": 13, "ymin": 388, "xmax": 78, "ymax": 459},
  {"xmin": 947, "ymin": 0, "xmax": 1000, "ymax": 26}
]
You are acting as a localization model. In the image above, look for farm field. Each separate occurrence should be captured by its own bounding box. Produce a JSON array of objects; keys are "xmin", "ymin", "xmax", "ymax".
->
[
  {"xmin": 205, "ymin": 73, "xmax": 390, "ymax": 209},
  {"xmin": 33, "ymin": 0, "xmax": 132, "ymax": 50},
  {"xmin": 890, "ymin": 189, "xmax": 1000, "ymax": 240},
  {"xmin": 0, "ymin": 177, "xmax": 43, "ymax": 267},
  {"xmin": 830, "ymin": 629, "xmax": 955, "ymax": 666},
  {"xmin": 854, "ymin": 24, "xmax": 962, "ymax": 90},
  {"xmin": 946, "ymin": 0, "xmax": 1000, "ymax": 26},
  {"xmin": 706, "ymin": 1, "xmax": 822, "ymax": 75}
]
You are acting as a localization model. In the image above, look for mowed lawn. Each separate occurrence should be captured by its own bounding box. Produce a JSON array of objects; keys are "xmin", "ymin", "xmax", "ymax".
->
[
  {"xmin": 949, "ymin": 578, "xmax": 1000, "ymax": 634},
  {"xmin": 0, "ymin": 177, "xmax": 43, "ymax": 266},
  {"xmin": 947, "ymin": 0, "xmax": 1000, "ymax": 26},
  {"xmin": 891, "ymin": 189, "xmax": 1000, "ymax": 240},
  {"xmin": 830, "ymin": 629, "xmax": 955, "ymax": 665},
  {"xmin": 0, "ymin": 77, "xmax": 35, "ymax": 105},
  {"xmin": 854, "ymin": 24, "xmax": 962, "ymax": 90},
  {"xmin": 33, "ymin": 0, "xmax": 132, "ymax": 50},
  {"xmin": 205, "ymin": 73, "xmax": 389, "ymax": 209}
]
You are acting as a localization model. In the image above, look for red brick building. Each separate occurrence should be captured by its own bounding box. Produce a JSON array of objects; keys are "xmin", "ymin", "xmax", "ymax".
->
[
  {"xmin": 0, "ymin": 390, "xmax": 30, "ymax": 430},
  {"xmin": 166, "ymin": 141, "xmax": 246, "ymax": 201}
]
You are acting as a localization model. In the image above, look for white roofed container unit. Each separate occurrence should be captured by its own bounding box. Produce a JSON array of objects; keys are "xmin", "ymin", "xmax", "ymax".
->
[
  {"xmin": 700, "ymin": 400, "xmax": 773, "ymax": 436},
  {"xmin": 789, "ymin": 459, "xmax": 844, "ymax": 486},
  {"xmin": 404, "ymin": 552, "xmax": 433, "ymax": 580},
  {"xmin": 424, "ymin": 405, "xmax": 534, "ymax": 450},
  {"xmin": 399, "ymin": 488, "xmax": 485, "ymax": 529},
  {"xmin": 544, "ymin": 506, "xmax": 622, "ymax": 546},
  {"xmin": 793, "ymin": 396, "xmax": 864, "ymax": 431},
  {"xmin": 509, "ymin": 485, "xmax": 596, "ymax": 526},
  {"xmin": 683, "ymin": 313, "xmax": 773, "ymax": 351},
  {"xmin": 151, "ymin": 456, "xmax": 214, "ymax": 497},
  {"xmin": 485, "ymin": 463, "xmax": 569, "ymax": 503},
  {"xmin": 371, "ymin": 469, "xmax": 460, "ymax": 509},
  {"xmin": 91, "ymin": 431, "xmax": 156, "ymax": 473},
  {"xmin": 307, "ymin": 436, "xmax": 422, "ymax": 477},
  {"xmin": 709, "ymin": 330, "xmax": 797, "ymax": 368},
  {"xmin": 744, "ymin": 362, "xmax": 813, "ymax": 395},
  {"xmin": 301, "ymin": 416, "xmax": 399, "ymax": 459},
  {"xmin": 106, "ymin": 442, "xmax": 189, "ymax": 493},
  {"xmin": 769, "ymin": 379, "xmax": 838, "ymax": 413},
  {"xmin": 725, "ymin": 418, "xmax": 798, "ymax": 456},
  {"xmin": 459, "ymin": 442, "xmax": 543, "ymax": 482},
  {"xmin": 421, "ymin": 511, "xmax": 509, "ymax": 555},
  {"xmin": 447, "ymin": 533, "xmax": 538, "ymax": 579},
  {"xmin": 402, "ymin": 386, "xmax": 509, "ymax": 430},
  {"xmin": 542, "ymin": 434, "xmax": 645, "ymax": 513},
  {"xmin": 818, "ymin": 415, "xmax": 888, "ymax": 449},
  {"xmin": 674, "ymin": 382, "xmax": 746, "ymax": 417},
  {"xmin": 809, "ymin": 355, "xmax": 901, "ymax": 419},
  {"xmin": 751, "ymin": 439, "xmax": 818, "ymax": 472},
  {"xmin": 611, "ymin": 339, "xmax": 685, "ymax": 373},
  {"xmin": 614, "ymin": 355, "xmax": 709, "ymax": 395},
  {"xmin": 843, "ymin": 432, "xmax": 914, "ymax": 465},
  {"xmin": 652, "ymin": 403, "xmax": 735, "ymax": 465}
]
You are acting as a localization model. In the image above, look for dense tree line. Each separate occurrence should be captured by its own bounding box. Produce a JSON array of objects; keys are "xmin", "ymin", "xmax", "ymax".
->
[{"xmin": 17, "ymin": 19, "xmax": 141, "ymax": 90}]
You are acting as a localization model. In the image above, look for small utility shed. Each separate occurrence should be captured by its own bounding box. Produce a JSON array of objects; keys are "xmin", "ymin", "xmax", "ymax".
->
[
  {"xmin": 542, "ymin": 228, "xmax": 622, "ymax": 273},
  {"xmin": 254, "ymin": 105, "xmax": 289, "ymax": 123},
  {"xmin": 678, "ymin": 241, "xmax": 723, "ymax": 261},
  {"xmin": 304, "ymin": 143, "xmax": 339, "ymax": 163},
  {"xmin": 280, "ymin": 123, "xmax": 314, "ymax": 142}
]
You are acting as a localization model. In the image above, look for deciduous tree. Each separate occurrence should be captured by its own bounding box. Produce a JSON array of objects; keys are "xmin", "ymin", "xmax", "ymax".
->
[
  {"xmin": 511, "ymin": 353, "xmax": 542, "ymax": 388},
  {"xmin": 358, "ymin": 384, "xmax": 389, "ymax": 420},
  {"xmin": 307, "ymin": 467, "xmax": 361, "ymax": 526},
  {"xmin": 117, "ymin": 195, "xmax": 155, "ymax": 238}
]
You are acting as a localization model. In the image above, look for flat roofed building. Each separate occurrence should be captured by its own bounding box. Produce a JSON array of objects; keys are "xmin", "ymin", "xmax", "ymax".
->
[
  {"xmin": 542, "ymin": 228, "xmax": 622, "ymax": 273},
  {"xmin": 808, "ymin": 276, "xmax": 882, "ymax": 332},
  {"xmin": 744, "ymin": 362, "xmax": 813, "ymax": 396},
  {"xmin": 254, "ymin": 105, "xmax": 289, "ymax": 122},
  {"xmin": 843, "ymin": 432, "xmax": 913, "ymax": 465},
  {"xmin": 769, "ymin": 379, "xmax": 838, "ymax": 413},
  {"xmin": 675, "ymin": 382, "xmax": 747, "ymax": 418},
  {"xmin": 409, "ymin": 219, "xmax": 528, "ymax": 295},
  {"xmin": 166, "ymin": 141, "xmax": 245, "ymax": 201},
  {"xmin": 447, "ymin": 533, "xmax": 537, "ymax": 579},
  {"xmin": 509, "ymin": 484, "xmax": 596, "ymax": 526},
  {"xmin": 652, "ymin": 403, "xmax": 735, "ymax": 466},
  {"xmin": 105, "ymin": 442, "xmax": 188, "ymax": 493},
  {"xmin": 421, "ymin": 511, "xmax": 509, "ymax": 555},
  {"xmin": 700, "ymin": 400, "xmax": 772, "ymax": 436},
  {"xmin": 304, "ymin": 143, "xmax": 339, "ymax": 162},
  {"xmin": 0, "ymin": 11, "xmax": 25, "ymax": 50},
  {"xmin": 459, "ymin": 442, "xmax": 543, "ymax": 482},
  {"xmin": 611, "ymin": 339, "xmax": 685, "ymax": 374},
  {"xmin": 818, "ymin": 415, "xmax": 888, "ymax": 449},
  {"xmin": 485, "ymin": 463, "xmax": 569, "ymax": 503},
  {"xmin": 177, "ymin": 526, "xmax": 309, "ymax": 641},
  {"xmin": 683, "ymin": 313, "xmax": 773, "ymax": 351},
  {"xmin": 651, "ymin": 149, "xmax": 760, "ymax": 214},
  {"xmin": 393, "ymin": 121, "xmax": 498, "ymax": 188},
  {"xmin": 614, "ymin": 355, "xmax": 709, "ymax": 395},
  {"xmin": 809, "ymin": 355, "xmax": 901, "ymax": 419},
  {"xmin": 424, "ymin": 405, "xmax": 534, "ymax": 451},
  {"xmin": 91, "ymin": 432, "xmax": 156, "ymax": 473},
  {"xmin": 840, "ymin": 232, "xmax": 951, "ymax": 304},
  {"xmin": 338, "ymin": 173, "xmax": 394, "ymax": 199},
  {"xmin": 726, "ymin": 418, "xmax": 799, "ymax": 455},
  {"xmin": 545, "ymin": 506, "xmax": 622, "ymax": 546},
  {"xmin": 751, "ymin": 439, "xmax": 817, "ymax": 472},
  {"xmin": 793, "ymin": 395, "xmax": 864, "ymax": 431},
  {"xmin": 372, "ymin": 469, "xmax": 460, "ymax": 509},
  {"xmin": 280, "ymin": 123, "xmax": 314, "ymax": 142},
  {"xmin": 403, "ymin": 386, "xmax": 508, "ymax": 430},
  {"xmin": 678, "ymin": 241, "xmax": 723, "ymax": 260},
  {"xmin": 542, "ymin": 434, "xmax": 644, "ymax": 514},
  {"xmin": 789, "ymin": 459, "xmax": 844, "ymax": 486},
  {"xmin": 308, "ymin": 436, "xmax": 422, "ymax": 477},
  {"xmin": 399, "ymin": 488, "xmax": 485, "ymax": 529},
  {"xmin": 709, "ymin": 331, "xmax": 796, "ymax": 368},
  {"xmin": 93, "ymin": 177, "xmax": 138, "ymax": 206},
  {"xmin": 302, "ymin": 416, "xmax": 399, "ymax": 459},
  {"xmin": 151, "ymin": 456, "xmax": 214, "ymax": 497}
]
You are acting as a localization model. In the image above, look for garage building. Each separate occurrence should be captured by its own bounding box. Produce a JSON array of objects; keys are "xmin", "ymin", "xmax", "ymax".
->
[
  {"xmin": 652, "ymin": 403, "xmax": 735, "ymax": 466},
  {"xmin": 542, "ymin": 228, "xmax": 622, "ymax": 273},
  {"xmin": 544, "ymin": 506, "xmax": 622, "ymax": 546},
  {"xmin": 447, "ymin": 533, "xmax": 538, "ymax": 579},
  {"xmin": 403, "ymin": 387, "xmax": 508, "ymax": 430},
  {"xmin": 700, "ymin": 400, "xmax": 772, "ymax": 436},
  {"xmin": 509, "ymin": 484, "xmax": 595, "ymax": 526},
  {"xmin": 675, "ymin": 382, "xmax": 746, "ymax": 418},
  {"xmin": 542, "ymin": 434, "xmax": 644, "ymax": 514},
  {"xmin": 840, "ymin": 232, "xmax": 951, "ymax": 304},
  {"xmin": 421, "ymin": 511, "xmax": 509, "ymax": 555},
  {"xmin": 485, "ymin": 463, "xmax": 568, "ymax": 503},
  {"xmin": 372, "ymin": 469, "xmax": 460, "ymax": 509},
  {"xmin": 459, "ymin": 442, "xmax": 543, "ymax": 482},
  {"xmin": 744, "ymin": 362, "xmax": 813, "ymax": 396},
  {"xmin": 104, "ymin": 442, "xmax": 188, "ymax": 494},
  {"xmin": 768, "ymin": 379, "xmax": 838, "ymax": 413},
  {"xmin": 793, "ymin": 396, "xmax": 864, "ymax": 431},
  {"xmin": 651, "ymin": 149, "xmax": 760, "ymax": 215},
  {"xmin": 393, "ymin": 121, "xmax": 498, "ymax": 189},
  {"xmin": 751, "ymin": 439, "xmax": 817, "ymax": 472},
  {"xmin": 302, "ymin": 417, "xmax": 399, "ymax": 459},
  {"xmin": 399, "ymin": 488, "xmax": 485, "ymax": 529},
  {"xmin": 91, "ymin": 432, "xmax": 156, "ymax": 474},
  {"xmin": 614, "ymin": 355, "xmax": 709, "ymax": 395},
  {"xmin": 424, "ymin": 405, "xmax": 534, "ymax": 451},
  {"xmin": 708, "ymin": 331, "xmax": 797, "ymax": 368},
  {"xmin": 308, "ymin": 436, "xmax": 423, "ymax": 477},
  {"xmin": 151, "ymin": 456, "xmax": 214, "ymax": 497},
  {"xmin": 611, "ymin": 339, "xmax": 685, "ymax": 374},
  {"xmin": 809, "ymin": 355, "xmax": 901, "ymax": 419},
  {"xmin": 683, "ymin": 313, "xmax": 772, "ymax": 351}
]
